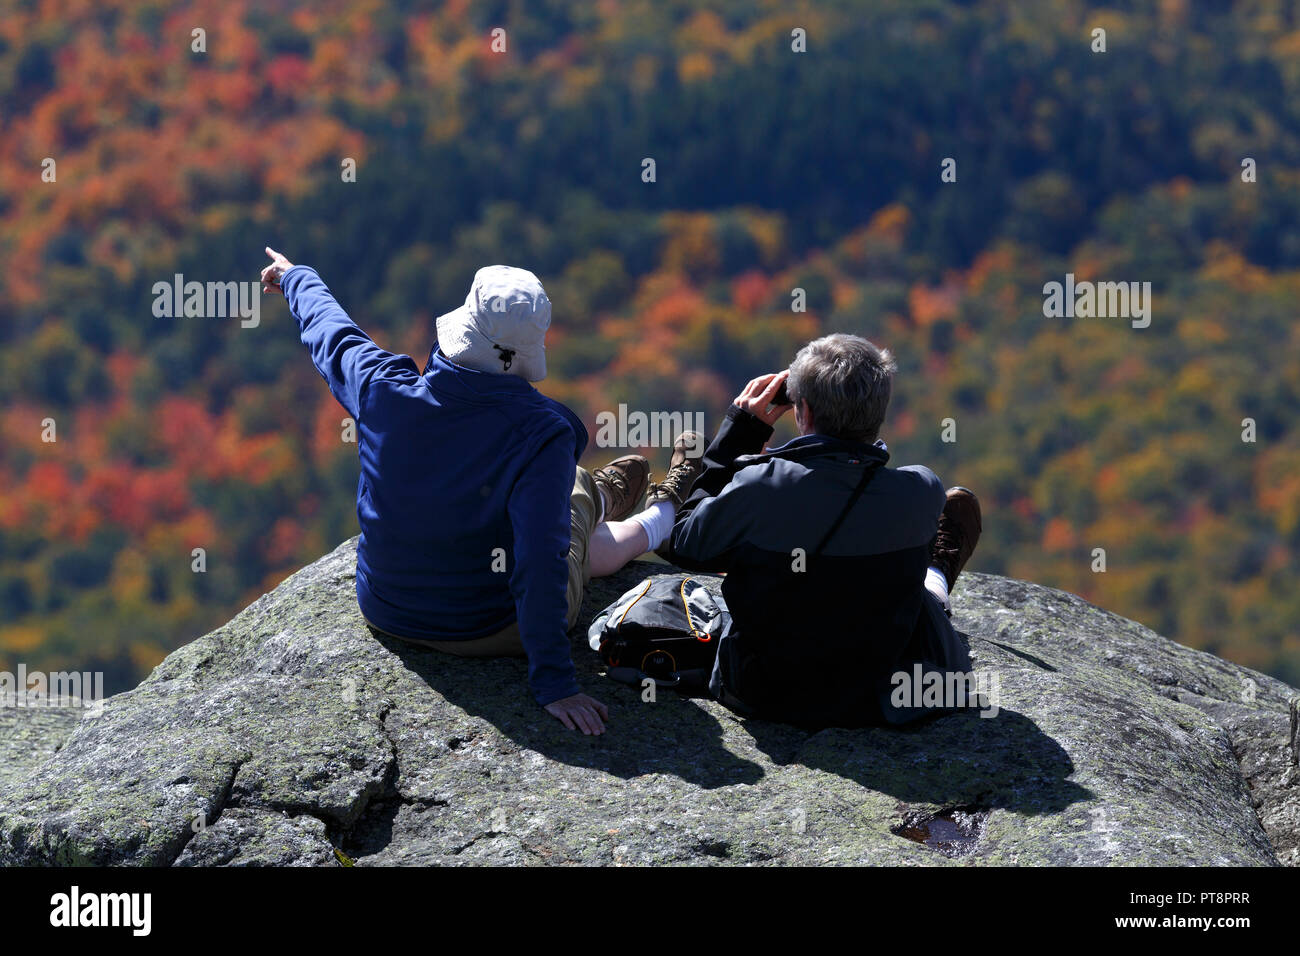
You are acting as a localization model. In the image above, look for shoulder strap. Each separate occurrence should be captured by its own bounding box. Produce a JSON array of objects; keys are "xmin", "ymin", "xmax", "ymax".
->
[{"xmin": 811, "ymin": 460, "xmax": 883, "ymax": 558}]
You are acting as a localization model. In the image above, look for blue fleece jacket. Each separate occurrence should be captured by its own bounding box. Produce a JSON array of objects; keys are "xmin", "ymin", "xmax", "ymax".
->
[{"xmin": 281, "ymin": 266, "xmax": 587, "ymax": 706}]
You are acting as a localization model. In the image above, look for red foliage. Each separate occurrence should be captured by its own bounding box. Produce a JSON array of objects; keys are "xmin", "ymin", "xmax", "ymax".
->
[{"xmin": 731, "ymin": 271, "xmax": 770, "ymax": 313}]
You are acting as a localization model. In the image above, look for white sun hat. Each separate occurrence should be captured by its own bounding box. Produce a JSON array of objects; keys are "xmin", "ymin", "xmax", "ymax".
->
[{"xmin": 435, "ymin": 265, "xmax": 551, "ymax": 381}]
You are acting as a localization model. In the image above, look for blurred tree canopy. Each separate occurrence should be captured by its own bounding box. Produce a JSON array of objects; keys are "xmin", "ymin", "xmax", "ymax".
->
[{"xmin": 0, "ymin": 0, "xmax": 1297, "ymax": 689}]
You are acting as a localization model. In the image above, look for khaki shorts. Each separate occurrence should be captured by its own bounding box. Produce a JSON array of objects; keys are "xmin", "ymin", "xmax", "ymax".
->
[{"xmin": 365, "ymin": 465, "xmax": 599, "ymax": 657}]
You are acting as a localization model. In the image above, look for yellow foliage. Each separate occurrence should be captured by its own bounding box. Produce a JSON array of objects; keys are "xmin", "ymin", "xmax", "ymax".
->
[
  {"xmin": 0, "ymin": 625, "xmax": 45, "ymax": 653},
  {"xmin": 1173, "ymin": 360, "xmax": 1214, "ymax": 396},
  {"xmin": 677, "ymin": 11, "xmax": 730, "ymax": 52},
  {"xmin": 129, "ymin": 642, "xmax": 167, "ymax": 676},
  {"xmin": 1199, "ymin": 242, "xmax": 1271, "ymax": 293},
  {"xmin": 736, "ymin": 209, "xmax": 787, "ymax": 265},
  {"xmin": 660, "ymin": 212, "xmax": 721, "ymax": 275},
  {"xmin": 109, "ymin": 548, "xmax": 150, "ymax": 605},
  {"xmin": 678, "ymin": 52, "xmax": 715, "ymax": 84},
  {"xmin": 865, "ymin": 203, "xmax": 910, "ymax": 242}
]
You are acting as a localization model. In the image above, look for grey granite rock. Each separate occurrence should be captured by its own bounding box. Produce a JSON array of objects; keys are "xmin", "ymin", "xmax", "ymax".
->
[
  {"xmin": 0, "ymin": 707, "xmax": 82, "ymax": 791},
  {"xmin": 1, "ymin": 537, "xmax": 1295, "ymax": 866},
  {"xmin": 174, "ymin": 807, "xmax": 341, "ymax": 867}
]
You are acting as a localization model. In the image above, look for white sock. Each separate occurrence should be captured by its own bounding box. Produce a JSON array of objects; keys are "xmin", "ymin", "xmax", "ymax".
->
[
  {"xmin": 628, "ymin": 501, "xmax": 676, "ymax": 551},
  {"xmin": 925, "ymin": 566, "xmax": 951, "ymax": 613}
]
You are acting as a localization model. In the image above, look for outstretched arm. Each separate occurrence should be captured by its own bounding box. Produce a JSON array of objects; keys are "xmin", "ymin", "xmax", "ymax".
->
[{"xmin": 262, "ymin": 247, "xmax": 411, "ymax": 419}]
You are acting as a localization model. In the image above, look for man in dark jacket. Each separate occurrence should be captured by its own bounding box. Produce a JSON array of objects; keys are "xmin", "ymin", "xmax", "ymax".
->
[
  {"xmin": 663, "ymin": 334, "xmax": 983, "ymax": 729},
  {"xmin": 260, "ymin": 248, "xmax": 695, "ymax": 735}
]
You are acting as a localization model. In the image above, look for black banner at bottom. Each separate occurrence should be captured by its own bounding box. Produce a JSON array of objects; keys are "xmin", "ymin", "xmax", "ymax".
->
[{"xmin": 0, "ymin": 864, "xmax": 1283, "ymax": 943}]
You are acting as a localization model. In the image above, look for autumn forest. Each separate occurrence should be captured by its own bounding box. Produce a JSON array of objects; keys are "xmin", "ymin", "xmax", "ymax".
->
[{"xmin": 1, "ymin": 0, "xmax": 1298, "ymax": 693}]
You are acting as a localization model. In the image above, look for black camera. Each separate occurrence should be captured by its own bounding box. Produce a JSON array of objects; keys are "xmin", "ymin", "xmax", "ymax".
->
[{"xmin": 774, "ymin": 378, "xmax": 791, "ymax": 406}]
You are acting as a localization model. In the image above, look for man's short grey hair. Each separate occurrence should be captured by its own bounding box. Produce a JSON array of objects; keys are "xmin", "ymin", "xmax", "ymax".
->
[{"xmin": 786, "ymin": 333, "xmax": 897, "ymax": 442}]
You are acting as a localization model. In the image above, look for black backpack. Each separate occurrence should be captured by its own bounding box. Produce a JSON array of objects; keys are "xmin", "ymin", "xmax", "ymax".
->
[{"xmin": 586, "ymin": 575, "xmax": 730, "ymax": 693}]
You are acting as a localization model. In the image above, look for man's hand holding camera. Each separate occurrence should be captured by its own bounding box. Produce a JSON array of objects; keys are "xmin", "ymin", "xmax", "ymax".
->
[{"xmin": 735, "ymin": 371, "xmax": 795, "ymax": 427}]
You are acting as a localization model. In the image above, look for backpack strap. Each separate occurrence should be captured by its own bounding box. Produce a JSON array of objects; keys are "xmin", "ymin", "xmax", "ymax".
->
[{"xmin": 811, "ymin": 460, "xmax": 883, "ymax": 558}]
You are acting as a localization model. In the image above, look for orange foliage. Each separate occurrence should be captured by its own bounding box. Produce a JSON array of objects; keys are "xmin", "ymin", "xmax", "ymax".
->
[
  {"xmin": 1042, "ymin": 517, "xmax": 1079, "ymax": 553},
  {"xmin": 907, "ymin": 282, "xmax": 961, "ymax": 327},
  {"xmin": 731, "ymin": 271, "xmax": 770, "ymax": 313},
  {"xmin": 157, "ymin": 398, "xmax": 221, "ymax": 475},
  {"xmin": 265, "ymin": 517, "xmax": 305, "ymax": 566},
  {"xmin": 0, "ymin": 0, "xmax": 363, "ymax": 305},
  {"xmin": 866, "ymin": 203, "xmax": 910, "ymax": 241}
]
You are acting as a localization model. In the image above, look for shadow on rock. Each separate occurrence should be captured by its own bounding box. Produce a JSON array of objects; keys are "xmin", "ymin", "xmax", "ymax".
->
[
  {"xmin": 745, "ymin": 706, "xmax": 1093, "ymax": 815},
  {"xmin": 368, "ymin": 628, "xmax": 765, "ymax": 790}
]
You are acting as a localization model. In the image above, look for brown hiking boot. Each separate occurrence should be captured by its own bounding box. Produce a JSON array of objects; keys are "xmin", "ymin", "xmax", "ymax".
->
[
  {"xmin": 591, "ymin": 455, "xmax": 651, "ymax": 523},
  {"xmin": 930, "ymin": 487, "xmax": 982, "ymax": 592},
  {"xmin": 647, "ymin": 431, "xmax": 705, "ymax": 509}
]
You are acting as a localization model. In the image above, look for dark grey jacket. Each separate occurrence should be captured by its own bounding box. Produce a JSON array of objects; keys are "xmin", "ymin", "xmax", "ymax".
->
[{"xmin": 663, "ymin": 404, "xmax": 972, "ymax": 728}]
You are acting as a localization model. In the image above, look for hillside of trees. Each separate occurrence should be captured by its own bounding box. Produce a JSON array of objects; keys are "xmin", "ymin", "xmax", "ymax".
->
[{"xmin": 1, "ymin": 0, "xmax": 1297, "ymax": 692}]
